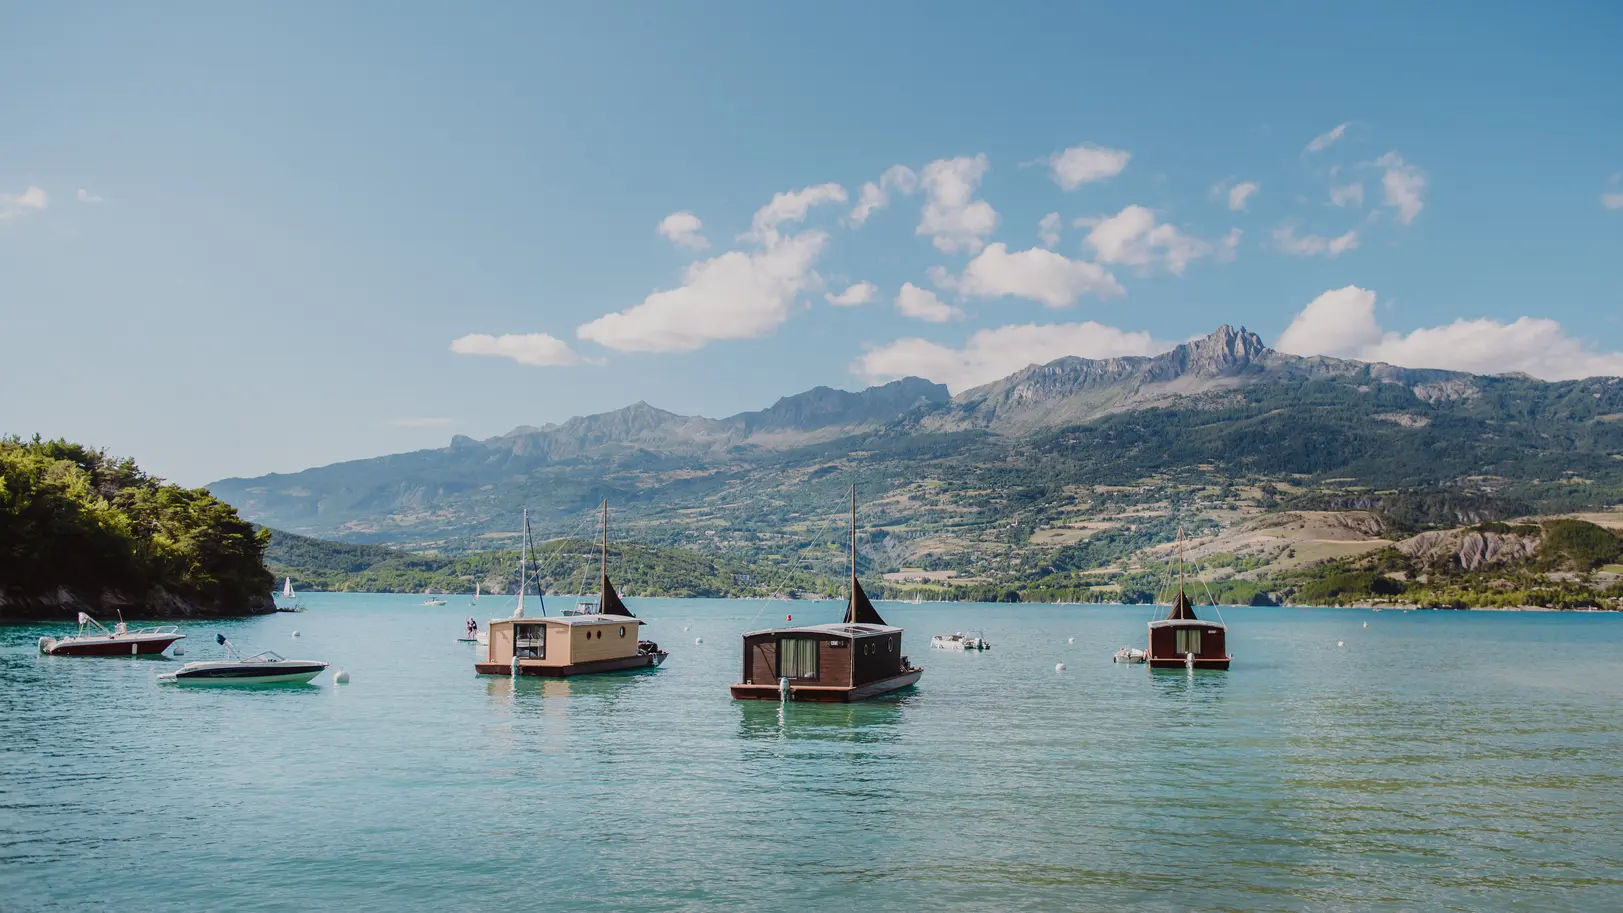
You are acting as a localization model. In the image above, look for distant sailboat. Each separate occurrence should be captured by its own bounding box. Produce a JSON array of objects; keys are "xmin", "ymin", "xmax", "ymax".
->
[
  {"xmin": 282, "ymin": 577, "xmax": 295, "ymax": 600},
  {"xmin": 471, "ymin": 582, "xmax": 480, "ymax": 606}
]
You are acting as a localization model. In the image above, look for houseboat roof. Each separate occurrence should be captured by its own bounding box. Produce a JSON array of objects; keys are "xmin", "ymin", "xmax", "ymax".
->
[
  {"xmin": 1148, "ymin": 618, "xmax": 1225, "ymax": 630},
  {"xmin": 491, "ymin": 614, "xmax": 645, "ymax": 627},
  {"xmin": 743, "ymin": 622, "xmax": 902, "ymax": 639}
]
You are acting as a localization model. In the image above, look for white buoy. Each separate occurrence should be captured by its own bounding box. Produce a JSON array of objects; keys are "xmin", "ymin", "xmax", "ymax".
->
[
  {"xmin": 683, "ymin": 626, "xmax": 690, "ymax": 632},
  {"xmin": 173, "ymin": 644, "xmax": 184, "ymax": 656},
  {"xmin": 1363, "ymin": 622, "xmax": 1368, "ymax": 629},
  {"xmin": 1337, "ymin": 641, "xmax": 1345, "ymax": 647},
  {"xmin": 695, "ymin": 637, "xmax": 703, "ymax": 644},
  {"xmin": 291, "ymin": 631, "xmax": 300, "ymax": 638},
  {"xmin": 334, "ymin": 669, "xmax": 350, "ymax": 684},
  {"xmin": 1067, "ymin": 637, "xmax": 1075, "ymax": 644},
  {"xmin": 1055, "ymin": 662, "xmax": 1066, "ymax": 673}
]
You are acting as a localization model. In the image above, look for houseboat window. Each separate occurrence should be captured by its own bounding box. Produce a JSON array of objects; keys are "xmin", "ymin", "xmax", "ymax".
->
[
  {"xmin": 515, "ymin": 623, "xmax": 546, "ymax": 659},
  {"xmin": 1175, "ymin": 628, "xmax": 1202, "ymax": 654},
  {"xmin": 779, "ymin": 637, "xmax": 818, "ymax": 679},
  {"xmin": 619, "ymin": 626, "xmax": 627, "ymax": 637}
]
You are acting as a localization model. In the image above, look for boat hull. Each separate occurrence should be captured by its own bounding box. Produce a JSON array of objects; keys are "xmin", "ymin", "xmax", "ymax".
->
[
  {"xmin": 163, "ymin": 662, "xmax": 327, "ymax": 685},
  {"xmin": 1148, "ymin": 656, "xmax": 1231, "ymax": 670},
  {"xmin": 42, "ymin": 635, "xmax": 183, "ymax": 657},
  {"xmin": 474, "ymin": 651, "xmax": 668, "ymax": 677},
  {"xmin": 730, "ymin": 668, "xmax": 923, "ymax": 702}
]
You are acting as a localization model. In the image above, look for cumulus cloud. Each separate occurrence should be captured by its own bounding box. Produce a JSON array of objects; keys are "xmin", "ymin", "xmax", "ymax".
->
[
  {"xmin": 849, "ymin": 165, "xmax": 919, "ymax": 226},
  {"xmin": 1038, "ymin": 212, "xmax": 1062, "ymax": 249},
  {"xmin": 0, "ymin": 185, "xmax": 48, "ymax": 219},
  {"xmin": 1211, "ymin": 180, "xmax": 1259, "ymax": 212},
  {"xmin": 387, "ymin": 417, "xmax": 457, "ymax": 428},
  {"xmin": 826, "ymin": 281, "xmax": 877, "ymax": 307},
  {"xmin": 1329, "ymin": 181, "xmax": 1364, "ymax": 207},
  {"xmin": 1077, "ymin": 205, "xmax": 1223, "ymax": 275},
  {"xmin": 1306, "ymin": 122, "xmax": 1349, "ymax": 153},
  {"xmin": 894, "ymin": 282, "xmax": 962, "ymax": 323},
  {"xmin": 656, "ymin": 211, "xmax": 708, "ymax": 249},
  {"xmin": 451, "ymin": 332, "xmax": 581, "ymax": 366},
  {"xmin": 1272, "ymin": 223, "xmax": 1359, "ymax": 257},
  {"xmin": 1275, "ymin": 285, "xmax": 1623, "ymax": 380},
  {"xmin": 1601, "ymin": 176, "xmax": 1623, "ymax": 210},
  {"xmin": 76, "ymin": 188, "xmax": 103, "ymax": 204},
  {"xmin": 746, "ymin": 183, "xmax": 846, "ymax": 244},
  {"xmin": 932, "ymin": 243, "xmax": 1123, "ymax": 308},
  {"xmin": 854, "ymin": 321, "xmax": 1169, "ymax": 393},
  {"xmin": 1043, "ymin": 142, "xmax": 1131, "ymax": 190},
  {"xmin": 917, "ymin": 155, "xmax": 999, "ymax": 254},
  {"xmin": 1375, "ymin": 151, "xmax": 1425, "ymax": 224},
  {"xmin": 578, "ymin": 183, "xmax": 846, "ymax": 353}
]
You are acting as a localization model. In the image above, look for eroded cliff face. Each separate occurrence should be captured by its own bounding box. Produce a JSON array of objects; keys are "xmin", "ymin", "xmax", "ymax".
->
[
  {"xmin": 1397, "ymin": 529, "xmax": 1541, "ymax": 571},
  {"xmin": 0, "ymin": 587, "xmax": 276, "ymax": 623}
]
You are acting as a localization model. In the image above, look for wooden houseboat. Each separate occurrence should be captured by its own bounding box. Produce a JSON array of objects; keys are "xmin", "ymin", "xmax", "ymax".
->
[
  {"xmin": 1146, "ymin": 531, "xmax": 1231, "ymax": 670},
  {"xmin": 731, "ymin": 486, "xmax": 922, "ymax": 702},
  {"xmin": 475, "ymin": 502, "xmax": 668, "ymax": 677}
]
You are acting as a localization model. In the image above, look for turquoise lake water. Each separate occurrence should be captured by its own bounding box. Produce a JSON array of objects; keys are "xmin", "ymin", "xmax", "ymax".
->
[{"xmin": 3, "ymin": 595, "xmax": 1622, "ymax": 912}]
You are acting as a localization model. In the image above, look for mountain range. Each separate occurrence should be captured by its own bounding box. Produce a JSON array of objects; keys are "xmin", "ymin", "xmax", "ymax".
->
[{"xmin": 209, "ymin": 326, "xmax": 1623, "ymax": 583}]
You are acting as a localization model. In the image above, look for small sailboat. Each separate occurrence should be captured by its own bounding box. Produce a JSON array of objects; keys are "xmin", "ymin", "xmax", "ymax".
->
[
  {"xmin": 476, "ymin": 501, "xmax": 667, "ymax": 677},
  {"xmin": 158, "ymin": 634, "xmax": 327, "ymax": 685},
  {"xmin": 470, "ymin": 582, "xmax": 480, "ymax": 606},
  {"xmin": 275, "ymin": 577, "xmax": 304, "ymax": 613},
  {"xmin": 282, "ymin": 577, "xmax": 295, "ymax": 599},
  {"xmin": 1145, "ymin": 528, "xmax": 1232, "ymax": 670},
  {"xmin": 732, "ymin": 484, "xmax": 923, "ymax": 702}
]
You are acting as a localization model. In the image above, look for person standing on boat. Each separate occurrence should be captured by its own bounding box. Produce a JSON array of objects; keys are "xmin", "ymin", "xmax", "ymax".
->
[{"xmin": 466, "ymin": 617, "xmax": 477, "ymax": 638}]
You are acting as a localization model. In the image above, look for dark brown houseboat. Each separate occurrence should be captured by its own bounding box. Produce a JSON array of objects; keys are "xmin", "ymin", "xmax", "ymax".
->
[
  {"xmin": 1146, "ymin": 531, "xmax": 1232, "ymax": 670},
  {"xmin": 730, "ymin": 487, "xmax": 923, "ymax": 702},
  {"xmin": 475, "ymin": 502, "xmax": 668, "ymax": 677}
]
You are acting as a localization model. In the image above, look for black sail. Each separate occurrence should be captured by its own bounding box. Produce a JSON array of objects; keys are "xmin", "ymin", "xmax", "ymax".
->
[
  {"xmin": 600, "ymin": 574, "xmax": 634, "ymax": 617},
  {"xmin": 844, "ymin": 576, "xmax": 887, "ymax": 626},
  {"xmin": 1167, "ymin": 589, "xmax": 1198, "ymax": 621}
]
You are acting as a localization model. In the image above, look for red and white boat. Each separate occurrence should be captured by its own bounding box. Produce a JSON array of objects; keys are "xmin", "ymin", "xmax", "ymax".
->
[{"xmin": 38, "ymin": 612, "xmax": 186, "ymax": 657}]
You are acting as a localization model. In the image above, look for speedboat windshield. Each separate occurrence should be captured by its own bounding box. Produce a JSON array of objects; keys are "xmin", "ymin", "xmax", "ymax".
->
[{"xmin": 242, "ymin": 651, "xmax": 286, "ymax": 663}]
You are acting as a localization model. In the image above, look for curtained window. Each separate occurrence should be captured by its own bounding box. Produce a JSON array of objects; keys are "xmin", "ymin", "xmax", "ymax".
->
[
  {"xmin": 779, "ymin": 637, "xmax": 819, "ymax": 679},
  {"xmin": 1174, "ymin": 628, "xmax": 1202, "ymax": 655}
]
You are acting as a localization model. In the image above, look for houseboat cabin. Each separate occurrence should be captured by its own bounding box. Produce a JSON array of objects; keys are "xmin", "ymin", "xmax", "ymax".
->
[
  {"xmin": 730, "ymin": 486, "xmax": 923, "ymax": 702},
  {"xmin": 475, "ymin": 501, "xmax": 668, "ymax": 677},
  {"xmin": 1146, "ymin": 590, "xmax": 1231, "ymax": 670}
]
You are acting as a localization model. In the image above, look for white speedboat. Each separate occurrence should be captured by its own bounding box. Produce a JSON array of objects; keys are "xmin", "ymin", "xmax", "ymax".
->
[
  {"xmin": 930, "ymin": 631, "xmax": 990, "ymax": 651},
  {"xmin": 39, "ymin": 612, "xmax": 185, "ymax": 657},
  {"xmin": 158, "ymin": 635, "xmax": 327, "ymax": 685},
  {"xmin": 1113, "ymin": 646, "xmax": 1148, "ymax": 664}
]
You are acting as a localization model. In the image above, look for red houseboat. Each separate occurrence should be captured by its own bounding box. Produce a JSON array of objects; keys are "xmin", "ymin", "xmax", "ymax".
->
[
  {"xmin": 1146, "ymin": 532, "xmax": 1232, "ymax": 670},
  {"xmin": 731, "ymin": 486, "xmax": 922, "ymax": 702}
]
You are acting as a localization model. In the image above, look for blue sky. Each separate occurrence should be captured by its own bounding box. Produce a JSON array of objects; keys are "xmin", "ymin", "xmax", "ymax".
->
[{"xmin": 3, "ymin": 1, "xmax": 1621, "ymax": 485}]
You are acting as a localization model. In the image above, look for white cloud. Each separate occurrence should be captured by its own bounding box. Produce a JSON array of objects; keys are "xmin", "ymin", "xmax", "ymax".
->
[
  {"xmin": 656, "ymin": 211, "xmax": 708, "ymax": 249},
  {"xmin": 917, "ymin": 155, "xmax": 999, "ymax": 254},
  {"xmin": 1276, "ymin": 285, "xmax": 1623, "ymax": 380},
  {"xmin": 746, "ymin": 182, "xmax": 846, "ymax": 244},
  {"xmin": 579, "ymin": 231, "xmax": 826, "ymax": 353},
  {"xmin": 1211, "ymin": 180, "xmax": 1259, "ymax": 212},
  {"xmin": 849, "ymin": 165, "xmax": 919, "ymax": 226},
  {"xmin": 0, "ymin": 185, "xmax": 48, "ymax": 219},
  {"xmin": 76, "ymin": 188, "xmax": 103, "ymax": 204},
  {"xmin": 1038, "ymin": 212, "xmax": 1062, "ymax": 249},
  {"xmin": 1306, "ymin": 122, "xmax": 1349, "ymax": 153},
  {"xmin": 1602, "ymin": 193, "xmax": 1623, "ymax": 210},
  {"xmin": 894, "ymin": 282, "xmax": 962, "ymax": 323},
  {"xmin": 854, "ymin": 321, "xmax": 1169, "ymax": 393},
  {"xmin": 826, "ymin": 281, "xmax": 877, "ymax": 307},
  {"xmin": 1272, "ymin": 223, "xmax": 1359, "ymax": 257},
  {"xmin": 387, "ymin": 417, "xmax": 457, "ymax": 428},
  {"xmin": 1329, "ymin": 181, "xmax": 1364, "ymax": 207},
  {"xmin": 451, "ymin": 332, "xmax": 581, "ymax": 366},
  {"xmin": 1375, "ymin": 151, "xmax": 1425, "ymax": 224},
  {"xmin": 933, "ymin": 243, "xmax": 1123, "ymax": 308},
  {"xmin": 1043, "ymin": 142, "xmax": 1131, "ymax": 190},
  {"xmin": 1077, "ymin": 205, "xmax": 1221, "ymax": 275}
]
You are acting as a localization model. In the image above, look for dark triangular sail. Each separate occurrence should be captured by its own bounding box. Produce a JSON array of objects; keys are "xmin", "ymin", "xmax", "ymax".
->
[
  {"xmin": 844, "ymin": 576, "xmax": 887, "ymax": 626},
  {"xmin": 1166, "ymin": 588, "xmax": 1198, "ymax": 621},
  {"xmin": 600, "ymin": 573, "xmax": 634, "ymax": 617}
]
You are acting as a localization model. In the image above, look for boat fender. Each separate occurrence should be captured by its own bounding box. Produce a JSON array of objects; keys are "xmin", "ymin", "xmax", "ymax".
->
[
  {"xmin": 334, "ymin": 669, "xmax": 350, "ymax": 684},
  {"xmin": 131, "ymin": 642, "xmax": 138, "ymax": 656},
  {"xmin": 1055, "ymin": 663, "xmax": 1066, "ymax": 673},
  {"xmin": 510, "ymin": 654, "xmax": 519, "ymax": 676}
]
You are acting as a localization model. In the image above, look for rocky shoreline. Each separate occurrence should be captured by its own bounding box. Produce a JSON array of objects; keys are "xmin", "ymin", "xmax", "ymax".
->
[{"xmin": 0, "ymin": 587, "xmax": 277, "ymax": 623}]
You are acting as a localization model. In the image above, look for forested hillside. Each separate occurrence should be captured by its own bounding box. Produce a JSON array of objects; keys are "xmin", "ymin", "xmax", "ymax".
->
[{"xmin": 1, "ymin": 437, "xmax": 275, "ymax": 620}]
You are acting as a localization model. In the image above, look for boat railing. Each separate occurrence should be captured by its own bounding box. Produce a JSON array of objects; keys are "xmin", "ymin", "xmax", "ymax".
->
[{"xmin": 128, "ymin": 625, "xmax": 180, "ymax": 636}]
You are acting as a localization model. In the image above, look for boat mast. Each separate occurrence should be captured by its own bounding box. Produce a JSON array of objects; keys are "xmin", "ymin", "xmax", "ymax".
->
[
  {"xmin": 517, "ymin": 507, "xmax": 528, "ymax": 618},
  {"xmin": 601, "ymin": 498, "xmax": 609, "ymax": 602},
  {"xmin": 1178, "ymin": 525, "xmax": 1185, "ymax": 602},
  {"xmin": 850, "ymin": 483, "xmax": 857, "ymax": 615}
]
